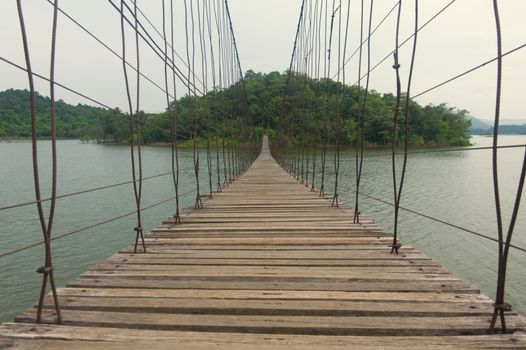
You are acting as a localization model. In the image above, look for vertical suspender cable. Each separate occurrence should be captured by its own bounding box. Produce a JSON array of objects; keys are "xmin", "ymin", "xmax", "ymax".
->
[
  {"xmin": 490, "ymin": 0, "xmax": 506, "ymax": 331},
  {"xmin": 184, "ymin": 0, "xmax": 203, "ymax": 209},
  {"xmin": 331, "ymin": 0, "xmax": 343, "ymax": 207},
  {"xmin": 121, "ymin": 0, "xmax": 146, "ymax": 253},
  {"xmin": 282, "ymin": 0, "xmax": 307, "ymax": 176},
  {"xmin": 311, "ymin": 0, "xmax": 324, "ymax": 192},
  {"xmin": 212, "ymin": 0, "xmax": 226, "ymax": 190},
  {"xmin": 391, "ymin": 0, "xmax": 403, "ymax": 252},
  {"xmin": 489, "ymin": 0, "xmax": 526, "ymax": 334},
  {"xmin": 162, "ymin": 0, "xmax": 181, "ymax": 225},
  {"xmin": 206, "ymin": 0, "xmax": 222, "ymax": 193},
  {"xmin": 169, "ymin": 0, "xmax": 182, "ymax": 224},
  {"xmin": 319, "ymin": 0, "xmax": 329, "ymax": 198},
  {"xmin": 338, "ymin": 0, "xmax": 352, "ymax": 206},
  {"xmin": 197, "ymin": 0, "xmax": 213, "ymax": 198},
  {"xmin": 390, "ymin": 0, "xmax": 418, "ymax": 254},
  {"xmin": 16, "ymin": 0, "xmax": 63, "ymax": 324},
  {"xmin": 353, "ymin": 0, "xmax": 373, "ymax": 223}
]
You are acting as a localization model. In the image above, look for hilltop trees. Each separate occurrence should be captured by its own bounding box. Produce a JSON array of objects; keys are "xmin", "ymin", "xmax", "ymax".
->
[{"xmin": 0, "ymin": 72, "xmax": 471, "ymax": 146}]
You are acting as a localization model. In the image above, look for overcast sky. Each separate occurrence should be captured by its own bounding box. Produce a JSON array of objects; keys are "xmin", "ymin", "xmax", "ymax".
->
[{"xmin": 1, "ymin": 0, "xmax": 525, "ymax": 122}]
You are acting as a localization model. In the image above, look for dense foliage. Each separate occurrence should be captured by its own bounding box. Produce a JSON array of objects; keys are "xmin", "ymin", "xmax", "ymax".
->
[
  {"xmin": 269, "ymin": 70, "xmax": 471, "ymax": 147},
  {"xmin": 0, "ymin": 89, "xmax": 118, "ymax": 139},
  {"xmin": 0, "ymin": 71, "xmax": 471, "ymax": 146}
]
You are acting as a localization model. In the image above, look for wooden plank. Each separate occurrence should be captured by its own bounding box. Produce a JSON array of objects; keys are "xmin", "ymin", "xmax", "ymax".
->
[
  {"xmin": 14, "ymin": 309, "xmax": 526, "ymax": 336},
  {"xmin": 1, "ymin": 324, "xmax": 526, "ymax": 349},
  {"xmin": 80, "ymin": 269, "xmax": 459, "ymax": 281},
  {"xmin": 93, "ymin": 263, "xmax": 448, "ymax": 273},
  {"xmin": 39, "ymin": 296, "xmax": 496, "ymax": 316},
  {"xmin": 113, "ymin": 250, "xmax": 429, "ymax": 259},
  {"xmin": 51, "ymin": 288, "xmax": 495, "ymax": 302},
  {"xmin": 105, "ymin": 256, "xmax": 442, "ymax": 267},
  {"xmin": 65, "ymin": 277, "xmax": 479, "ymax": 294}
]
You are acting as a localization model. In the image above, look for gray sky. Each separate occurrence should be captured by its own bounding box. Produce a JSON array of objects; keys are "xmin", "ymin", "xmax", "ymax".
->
[{"xmin": 1, "ymin": 0, "xmax": 525, "ymax": 122}]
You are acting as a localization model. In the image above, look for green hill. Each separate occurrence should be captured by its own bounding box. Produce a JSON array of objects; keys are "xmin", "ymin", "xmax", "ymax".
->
[{"xmin": 0, "ymin": 89, "xmax": 115, "ymax": 139}]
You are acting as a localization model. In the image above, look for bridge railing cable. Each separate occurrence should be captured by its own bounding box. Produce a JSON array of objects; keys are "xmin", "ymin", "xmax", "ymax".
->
[
  {"xmin": 358, "ymin": 192, "xmax": 526, "ymax": 254},
  {"xmin": 339, "ymin": 144, "xmax": 526, "ymax": 158},
  {"xmin": 0, "ymin": 170, "xmax": 186, "ymax": 212},
  {"xmin": 0, "ymin": 189, "xmax": 197, "ymax": 260},
  {"xmin": 412, "ymin": 42, "xmax": 526, "ymax": 100}
]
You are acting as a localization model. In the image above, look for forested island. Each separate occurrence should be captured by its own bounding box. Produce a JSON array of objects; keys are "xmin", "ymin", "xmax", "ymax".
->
[{"xmin": 0, "ymin": 70, "xmax": 472, "ymax": 146}]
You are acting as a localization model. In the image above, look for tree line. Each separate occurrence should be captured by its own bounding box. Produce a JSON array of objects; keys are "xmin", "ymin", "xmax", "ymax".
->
[{"xmin": 0, "ymin": 71, "xmax": 471, "ymax": 146}]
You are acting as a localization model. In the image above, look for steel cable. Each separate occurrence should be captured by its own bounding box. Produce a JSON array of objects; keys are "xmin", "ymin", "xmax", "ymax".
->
[
  {"xmin": 350, "ymin": 0, "xmax": 457, "ymax": 87},
  {"xmin": 333, "ymin": 0, "xmax": 400, "ymax": 79},
  {"xmin": 489, "ymin": 0, "xmax": 526, "ymax": 333},
  {"xmin": 390, "ymin": 0, "xmax": 418, "ymax": 254},
  {"xmin": 16, "ymin": 0, "xmax": 63, "ymax": 325},
  {"xmin": 0, "ymin": 170, "xmax": 193, "ymax": 212},
  {"xmin": 353, "ymin": 0, "xmax": 374, "ymax": 224},
  {"xmin": 0, "ymin": 190, "xmax": 197, "ymax": 260},
  {"xmin": 0, "ymin": 55, "xmax": 198, "ymax": 142},
  {"xmin": 358, "ymin": 192, "xmax": 526, "ymax": 254}
]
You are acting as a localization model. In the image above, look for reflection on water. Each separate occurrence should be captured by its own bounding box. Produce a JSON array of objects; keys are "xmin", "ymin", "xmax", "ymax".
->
[{"xmin": 0, "ymin": 135, "xmax": 525, "ymax": 321}]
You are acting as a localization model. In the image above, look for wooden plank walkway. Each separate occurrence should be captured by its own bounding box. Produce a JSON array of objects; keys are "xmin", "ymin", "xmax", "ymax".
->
[{"xmin": 1, "ymin": 137, "xmax": 525, "ymax": 349}]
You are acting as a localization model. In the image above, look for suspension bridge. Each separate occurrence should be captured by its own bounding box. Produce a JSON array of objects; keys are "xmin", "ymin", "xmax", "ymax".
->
[
  {"xmin": 0, "ymin": 136, "xmax": 524, "ymax": 348},
  {"xmin": 1, "ymin": 0, "xmax": 526, "ymax": 348}
]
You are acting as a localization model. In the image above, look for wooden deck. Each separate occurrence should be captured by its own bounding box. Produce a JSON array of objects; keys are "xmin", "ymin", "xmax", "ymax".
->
[{"xmin": 1, "ymin": 137, "xmax": 525, "ymax": 349}]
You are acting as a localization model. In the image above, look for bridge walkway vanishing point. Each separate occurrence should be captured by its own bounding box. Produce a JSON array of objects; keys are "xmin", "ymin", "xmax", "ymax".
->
[{"xmin": 1, "ymin": 137, "xmax": 525, "ymax": 349}]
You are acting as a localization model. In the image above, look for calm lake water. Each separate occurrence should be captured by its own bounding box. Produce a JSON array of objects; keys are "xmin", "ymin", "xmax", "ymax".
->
[{"xmin": 0, "ymin": 135, "xmax": 525, "ymax": 321}]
